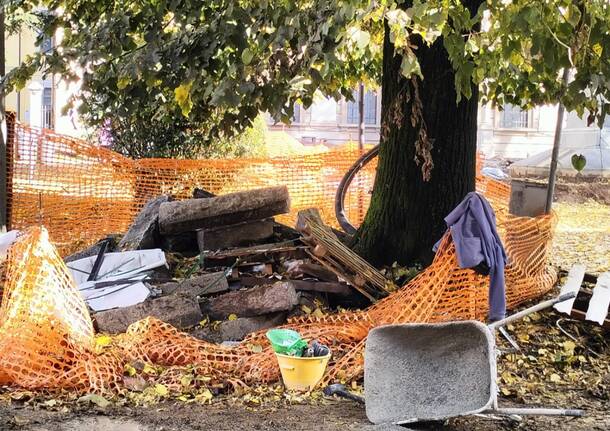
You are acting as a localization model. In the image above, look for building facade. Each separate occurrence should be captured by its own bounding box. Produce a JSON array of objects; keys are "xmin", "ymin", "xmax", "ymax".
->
[
  {"xmin": 268, "ymin": 89, "xmax": 382, "ymax": 147},
  {"xmin": 5, "ymin": 27, "xmax": 83, "ymax": 137},
  {"xmin": 269, "ymin": 87, "xmax": 607, "ymax": 161}
]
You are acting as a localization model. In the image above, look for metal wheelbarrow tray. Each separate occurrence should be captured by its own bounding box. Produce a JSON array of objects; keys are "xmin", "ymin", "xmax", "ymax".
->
[{"xmin": 364, "ymin": 293, "xmax": 583, "ymax": 425}]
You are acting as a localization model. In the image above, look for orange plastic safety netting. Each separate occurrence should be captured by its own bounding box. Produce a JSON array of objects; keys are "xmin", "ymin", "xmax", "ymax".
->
[
  {"xmin": 6, "ymin": 118, "xmax": 379, "ymax": 256},
  {"xmin": 0, "ymin": 118, "xmax": 556, "ymax": 394}
]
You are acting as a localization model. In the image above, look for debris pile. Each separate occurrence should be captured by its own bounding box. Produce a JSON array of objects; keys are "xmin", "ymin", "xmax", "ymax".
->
[
  {"xmin": 0, "ymin": 179, "xmax": 563, "ymax": 396},
  {"xmin": 66, "ymin": 186, "xmax": 381, "ymax": 344}
]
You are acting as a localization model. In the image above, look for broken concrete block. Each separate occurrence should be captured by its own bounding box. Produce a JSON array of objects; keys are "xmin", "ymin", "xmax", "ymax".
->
[
  {"xmin": 197, "ymin": 219, "xmax": 274, "ymax": 251},
  {"xmin": 64, "ymin": 235, "xmax": 120, "ymax": 263},
  {"xmin": 158, "ymin": 186, "xmax": 290, "ymax": 235},
  {"xmin": 119, "ymin": 196, "xmax": 170, "ymax": 251},
  {"xmin": 157, "ymin": 272, "xmax": 229, "ymax": 298},
  {"xmin": 219, "ymin": 312, "xmax": 286, "ymax": 341},
  {"xmin": 200, "ymin": 282, "xmax": 299, "ymax": 320},
  {"xmin": 93, "ymin": 293, "xmax": 203, "ymax": 334}
]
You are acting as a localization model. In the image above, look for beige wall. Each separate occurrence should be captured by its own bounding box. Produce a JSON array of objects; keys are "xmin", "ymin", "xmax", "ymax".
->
[{"xmin": 5, "ymin": 28, "xmax": 43, "ymax": 123}]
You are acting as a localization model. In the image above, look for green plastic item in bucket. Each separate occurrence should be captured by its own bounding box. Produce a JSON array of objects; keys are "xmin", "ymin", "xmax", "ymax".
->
[{"xmin": 266, "ymin": 329, "xmax": 308, "ymax": 357}]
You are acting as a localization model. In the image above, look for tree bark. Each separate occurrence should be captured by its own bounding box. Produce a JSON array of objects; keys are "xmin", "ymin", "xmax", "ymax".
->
[{"xmin": 353, "ymin": 5, "xmax": 480, "ymax": 266}]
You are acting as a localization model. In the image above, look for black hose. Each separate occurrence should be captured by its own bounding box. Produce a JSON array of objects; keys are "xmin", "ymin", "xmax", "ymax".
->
[{"xmin": 334, "ymin": 144, "xmax": 380, "ymax": 235}]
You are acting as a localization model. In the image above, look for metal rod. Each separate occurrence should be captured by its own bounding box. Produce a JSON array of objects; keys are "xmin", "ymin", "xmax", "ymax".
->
[
  {"xmin": 487, "ymin": 407, "xmax": 584, "ymax": 417},
  {"xmin": 86, "ymin": 240, "xmax": 109, "ymax": 281},
  {"xmin": 488, "ymin": 292, "xmax": 576, "ymax": 331},
  {"xmin": 545, "ymin": 67, "xmax": 570, "ymax": 213}
]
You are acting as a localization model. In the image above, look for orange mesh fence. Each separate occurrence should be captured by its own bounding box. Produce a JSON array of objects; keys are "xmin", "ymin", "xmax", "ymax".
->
[
  {"xmin": 7, "ymin": 119, "xmax": 378, "ymax": 255},
  {"xmin": 7, "ymin": 118, "xmax": 497, "ymax": 256},
  {"xmin": 0, "ymin": 118, "xmax": 557, "ymax": 394}
]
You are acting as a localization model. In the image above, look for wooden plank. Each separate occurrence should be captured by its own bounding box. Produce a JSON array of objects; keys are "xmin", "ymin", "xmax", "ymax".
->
[
  {"xmin": 204, "ymin": 240, "xmax": 305, "ymax": 260},
  {"xmin": 296, "ymin": 208, "xmax": 392, "ymax": 301},
  {"xmin": 159, "ymin": 186, "xmax": 290, "ymax": 234}
]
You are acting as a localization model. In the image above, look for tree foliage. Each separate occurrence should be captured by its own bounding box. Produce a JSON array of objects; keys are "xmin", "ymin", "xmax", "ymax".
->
[{"xmin": 2, "ymin": 0, "xmax": 609, "ymax": 148}]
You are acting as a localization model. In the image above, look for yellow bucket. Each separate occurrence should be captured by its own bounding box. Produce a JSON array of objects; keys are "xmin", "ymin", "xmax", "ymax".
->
[{"xmin": 275, "ymin": 352, "xmax": 331, "ymax": 391}]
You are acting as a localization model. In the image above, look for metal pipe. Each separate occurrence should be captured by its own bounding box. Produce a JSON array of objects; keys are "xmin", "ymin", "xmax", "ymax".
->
[
  {"xmin": 488, "ymin": 292, "xmax": 576, "ymax": 331},
  {"xmin": 545, "ymin": 67, "xmax": 570, "ymax": 213},
  {"xmin": 487, "ymin": 407, "xmax": 584, "ymax": 417}
]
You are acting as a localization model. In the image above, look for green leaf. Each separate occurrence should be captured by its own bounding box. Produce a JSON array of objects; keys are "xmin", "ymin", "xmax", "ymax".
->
[
  {"xmin": 400, "ymin": 52, "xmax": 422, "ymax": 79},
  {"xmin": 117, "ymin": 77, "xmax": 130, "ymax": 90},
  {"xmin": 356, "ymin": 30, "xmax": 370, "ymax": 50},
  {"xmin": 241, "ymin": 48, "xmax": 254, "ymax": 65},
  {"xmin": 571, "ymin": 154, "xmax": 586, "ymax": 173}
]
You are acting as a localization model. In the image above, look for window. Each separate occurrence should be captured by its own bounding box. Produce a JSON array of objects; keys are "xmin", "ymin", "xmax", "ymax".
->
[
  {"xmin": 310, "ymin": 97, "xmax": 337, "ymax": 123},
  {"xmin": 347, "ymin": 90, "xmax": 377, "ymax": 125},
  {"xmin": 500, "ymin": 104, "xmax": 529, "ymax": 128},
  {"xmin": 292, "ymin": 103, "xmax": 301, "ymax": 123},
  {"xmin": 42, "ymin": 87, "xmax": 54, "ymax": 129}
]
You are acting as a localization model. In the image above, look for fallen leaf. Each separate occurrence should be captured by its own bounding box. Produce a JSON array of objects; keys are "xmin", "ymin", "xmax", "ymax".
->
[
  {"xmin": 228, "ymin": 314, "xmax": 238, "ymax": 321},
  {"xmin": 78, "ymin": 393, "xmax": 110, "ymax": 408},
  {"xmin": 154, "ymin": 384, "xmax": 169, "ymax": 397},
  {"xmin": 143, "ymin": 363, "xmax": 158, "ymax": 376},
  {"xmin": 124, "ymin": 376, "xmax": 148, "ymax": 392},
  {"xmin": 124, "ymin": 364, "xmax": 137, "ymax": 377},
  {"xmin": 181, "ymin": 374, "xmax": 194, "ymax": 387},
  {"xmin": 196, "ymin": 389, "xmax": 213, "ymax": 403},
  {"xmin": 95, "ymin": 335, "xmax": 112, "ymax": 348},
  {"xmin": 550, "ymin": 373, "xmax": 562, "ymax": 383},
  {"xmin": 43, "ymin": 399, "xmax": 58, "ymax": 407},
  {"xmin": 563, "ymin": 340, "xmax": 576, "ymax": 356}
]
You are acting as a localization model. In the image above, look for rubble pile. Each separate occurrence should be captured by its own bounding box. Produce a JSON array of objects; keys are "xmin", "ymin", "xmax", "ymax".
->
[{"xmin": 67, "ymin": 186, "xmax": 381, "ymax": 343}]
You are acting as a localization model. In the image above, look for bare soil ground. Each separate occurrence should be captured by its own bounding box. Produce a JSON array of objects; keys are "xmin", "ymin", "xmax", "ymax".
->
[
  {"xmin": 1, "ymin": 396, "xmax": 608, "ymax": 431},
  {"xmin": 554, "ymin": 179, "xmax": 610, "ymax": 205}
]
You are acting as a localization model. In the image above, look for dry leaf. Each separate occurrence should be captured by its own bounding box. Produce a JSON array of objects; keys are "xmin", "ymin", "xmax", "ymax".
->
[
  {"xmin": 78, "ymin": 393, "xmax": 110, "ymax": 408},
  {"xmin": 154, "ymin": 384, "xmax": 169, "ymax": 396}
]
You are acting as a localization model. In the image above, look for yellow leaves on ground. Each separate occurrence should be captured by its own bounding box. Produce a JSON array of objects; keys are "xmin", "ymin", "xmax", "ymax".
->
[
  {"xmin": 496, "ymin": 303, "xmax": 609, "ymax": 407},
  {"xmin": 552, "ymin": 202, "xmax": 610, "ymax": 274}
]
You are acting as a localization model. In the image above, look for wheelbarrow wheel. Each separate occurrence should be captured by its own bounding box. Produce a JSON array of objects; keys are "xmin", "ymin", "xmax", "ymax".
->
[{"xmin": 334, "ymin": 144, "xmax": 379, "ymax": 235}]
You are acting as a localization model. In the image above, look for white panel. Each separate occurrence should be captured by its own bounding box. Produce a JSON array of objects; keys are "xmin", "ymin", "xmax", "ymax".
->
[
  {"xmin": 554, "ymin": 264, "xmax": 586, "ymax": 314},
  {"xmin": 585, "ymin": 273, "xmax": 610, "ymax": 326}
]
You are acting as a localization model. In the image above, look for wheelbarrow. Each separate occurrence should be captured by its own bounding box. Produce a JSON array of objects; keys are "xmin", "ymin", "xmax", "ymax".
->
[{"xmin": 364, "ymin": 293, "xmax": 583, "ymax": 425}]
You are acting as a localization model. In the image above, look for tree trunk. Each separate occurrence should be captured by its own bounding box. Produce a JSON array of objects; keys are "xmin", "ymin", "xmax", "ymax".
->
[{"xmin": 353, "ymin": 9, "xmax": 480, "ymax": 266}]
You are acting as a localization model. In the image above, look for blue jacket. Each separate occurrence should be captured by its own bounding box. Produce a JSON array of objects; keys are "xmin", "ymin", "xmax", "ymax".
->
[{"xmin": 438, "ymin": 192, "xmax": 508, "ymax": 321}]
